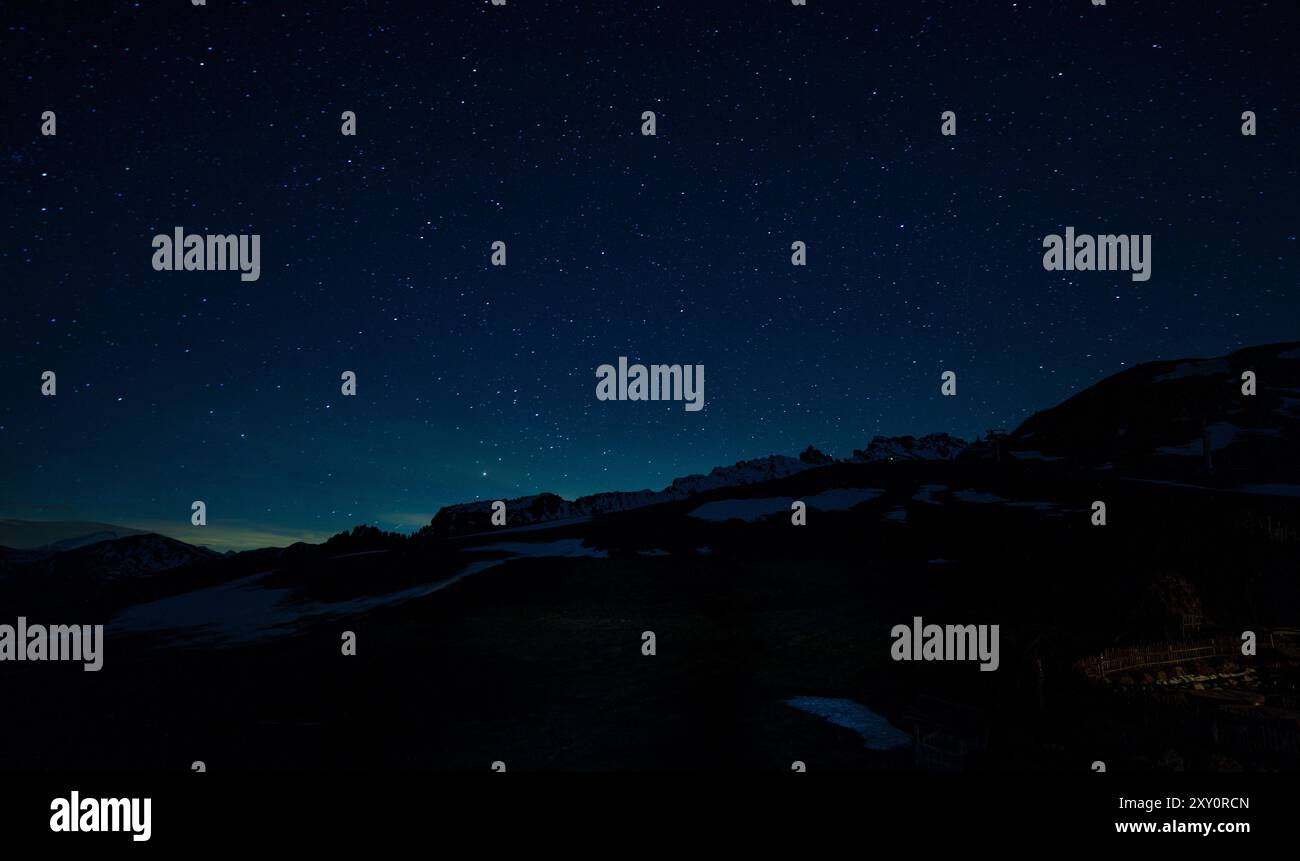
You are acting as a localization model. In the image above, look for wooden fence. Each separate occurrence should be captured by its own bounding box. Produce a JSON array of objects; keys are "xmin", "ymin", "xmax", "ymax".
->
[{"xmin": 1077, "ymin": 636, "xmax": 1241, "ymax": 679}]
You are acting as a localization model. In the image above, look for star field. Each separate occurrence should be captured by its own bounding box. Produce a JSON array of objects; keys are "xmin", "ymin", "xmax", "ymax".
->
[{"xmin": 1, "ymin": 1, "xmax": 1296, "ymax": 547}]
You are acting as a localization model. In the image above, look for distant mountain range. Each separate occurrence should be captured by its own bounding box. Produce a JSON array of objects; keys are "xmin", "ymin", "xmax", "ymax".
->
[
  {"xmin": 0, "ymin": 519, "xmax": 151, "ymax": 550},
  {"xmin": 419, "ymin": 433, "xmax": 972, "ymax": 537},
  {"xmin": 3, "ymin": 341, "xmax": 1297, "ymax": 557},
  {"xmin": 417, "ymin": 341, "xmax": 1299, "ymax": 537},
  {"xmin": 0, "ymin": 532, "xmax": 221, "ymax": 580}
]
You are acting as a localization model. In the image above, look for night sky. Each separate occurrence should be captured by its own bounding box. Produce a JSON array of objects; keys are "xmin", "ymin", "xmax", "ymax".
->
[{"xmin": 2, "ymin": 1, "xmax": 1296, "ymax": 549}]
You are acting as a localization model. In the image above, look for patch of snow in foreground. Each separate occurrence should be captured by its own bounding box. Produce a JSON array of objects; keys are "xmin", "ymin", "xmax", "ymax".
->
[
  {"xmin": 688, "ymin": 488, "xmax": 884, "ymax": 522},
  {"xmin": 1122, "ymin": 478, "xmax": 1209, "ymax": 492},
  {"xmin": 110, "ymin": 571, "xmax": 295, "ymax": 646},
  {"xmin": 1008, "ymin": 450, "xmax": 1062, "ymax": 462},
  {"xmin": 462, "ymin": 538, "xmax": 605, "ymax": 559},
  {"xmin": 905, "ymin": 486, "xmax": 1059, "ymax": 512},
  {"xmin": 687, "ymin": 497, "xmax": 789, "ymax": 522},
  {"xmin": 451, "ymin": 515, "xmax": 593, "ymax": 540},
  {"xmin": 953, "ymin": 490, "xmax": 1007, "ymax": 504},
  {"xmin": 912, "ymin": 484, "xmax": 948, "ymax": 505},
  {"xmin": 785, "ymin": 697, "xmax": 911, "ymax": 751},
  {"xmin": 112, "ymin": 539, "xmax": 607, "ymax": 647},
  {"xmin": 804, "ymin": 488, "xmax": 886, "ymax": 509},
  {"xmin": 1005, "ymin": 500, "xmax": 1059, "ymax": 511}
]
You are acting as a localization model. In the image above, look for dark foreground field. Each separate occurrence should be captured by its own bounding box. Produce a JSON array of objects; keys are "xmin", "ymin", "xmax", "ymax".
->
[{"xmin": 3, "ymin": 458, "xmax": 1298, "ymax": 772}]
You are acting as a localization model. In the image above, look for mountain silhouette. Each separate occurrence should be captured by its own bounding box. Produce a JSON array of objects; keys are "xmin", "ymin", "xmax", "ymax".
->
[
  {"xmin": 1005, "ymin": 341, "xmax": 1300, "ymax": 480},
  {"xmin": 0, "ymin": 518, "xmax": 151, "ymax": 550},
  {"xmin": 2, "ymin": 342, "xmax": 1297, "ymax": 772}
]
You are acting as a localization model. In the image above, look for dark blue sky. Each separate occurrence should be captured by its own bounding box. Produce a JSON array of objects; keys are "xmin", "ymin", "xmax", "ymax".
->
[{"xmin": 2, "ymin": 1, "xmax": 1297, "ymax": 548}]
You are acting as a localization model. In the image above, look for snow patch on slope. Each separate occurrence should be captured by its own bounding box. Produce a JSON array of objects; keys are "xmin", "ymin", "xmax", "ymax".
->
[
  {"xmin": 1152, "ymin": 359, "xmax": 1230, "ymax": 382},
  {"xmin": 785, "ymin": 696, "xmax": 911, "ymax": 751},
  {"xmin": 113, "ymin": 539, "xmax": 606, "ymax": 646}
]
